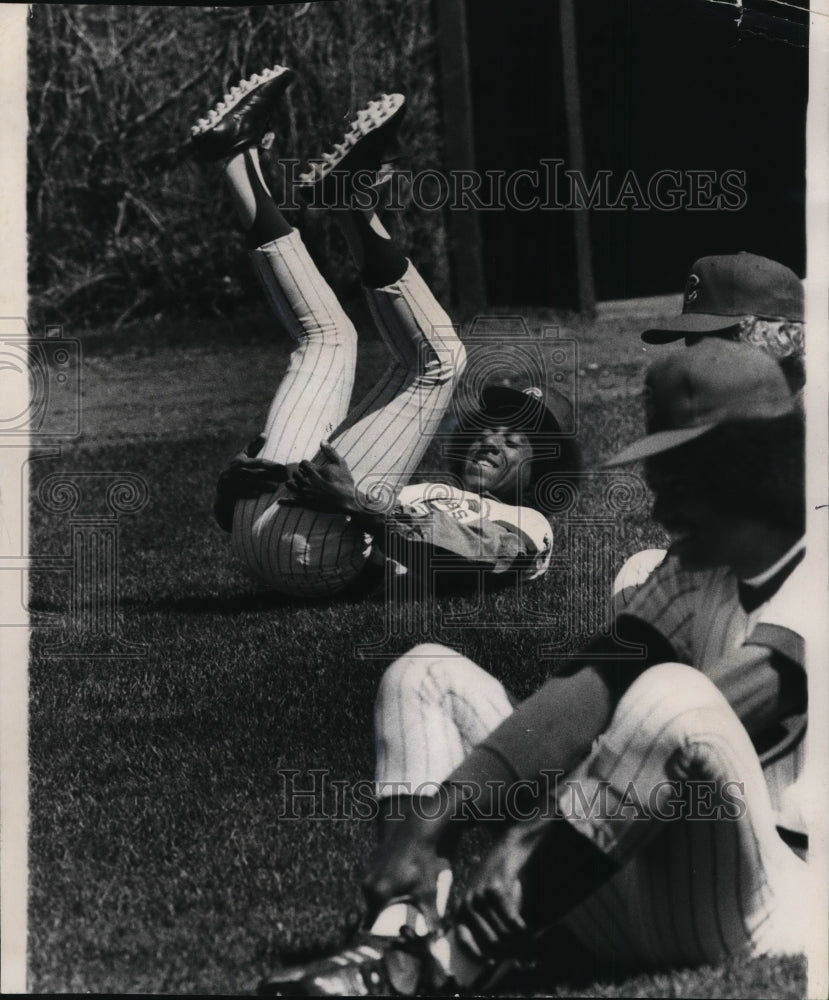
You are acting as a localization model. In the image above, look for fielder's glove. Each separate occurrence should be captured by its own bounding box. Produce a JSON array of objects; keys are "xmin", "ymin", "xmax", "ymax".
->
[{"xmin": 214, "ymin": 434, "xmax": 291, "ymax": 532}]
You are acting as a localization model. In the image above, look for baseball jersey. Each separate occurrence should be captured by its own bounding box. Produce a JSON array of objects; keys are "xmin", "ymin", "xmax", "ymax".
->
[
  {"xmin": 478, "ymin": 540, "xmax": 807, "ymax": 832},
  {"xmin": 377, "ymin": 482, "xmax": 554, "ymax": 581},
  {"xmin": 620, "ymin": 542, "xmax": 807, "ymax": 831}
]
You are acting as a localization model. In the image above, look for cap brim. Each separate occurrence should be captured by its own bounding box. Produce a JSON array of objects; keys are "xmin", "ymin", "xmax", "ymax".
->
[
  {"xmin": 641, "ymin": 312, "xmax": 743, "ymax": 344},
  {"xmin": 603, "ymin": 423, "xmax": 716, "ymax": 466}
]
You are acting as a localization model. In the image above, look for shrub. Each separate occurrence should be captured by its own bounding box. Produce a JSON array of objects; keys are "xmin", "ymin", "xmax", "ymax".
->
[{"xmin": 27, "ymin": 2, "xmax": 450, "ymax": 329}]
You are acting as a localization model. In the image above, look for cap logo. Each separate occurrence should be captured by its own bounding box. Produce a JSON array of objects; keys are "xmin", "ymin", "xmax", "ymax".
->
[{"xmin": 684, "ymin": 272, "xmax": 700, "ymax": 305}]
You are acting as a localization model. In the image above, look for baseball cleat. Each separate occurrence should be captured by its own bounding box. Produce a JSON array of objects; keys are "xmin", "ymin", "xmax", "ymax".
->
[
  {"xmin": 191, "ymin": 65, "xmax": 295, "ymax": 162},
  {"xmin": 298, "ymin": 93, "xmax": 406, "ymax": 198},
  {"xmin": 256, "ymin": 926, "xmax": 450, "ymax": 997}
]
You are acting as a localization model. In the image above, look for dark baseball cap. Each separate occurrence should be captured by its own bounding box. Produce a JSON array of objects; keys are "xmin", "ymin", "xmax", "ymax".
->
[
  {"xmin": 641, "ymin": 252, "xmax": 804, "ymax": 344},
  {"xmin": 469, "ymin": 384, "xmax": 570, "ymax": 438},
  {"xmin": 605, "ymin": 339, "xmax": 796, "ymax": 466}
]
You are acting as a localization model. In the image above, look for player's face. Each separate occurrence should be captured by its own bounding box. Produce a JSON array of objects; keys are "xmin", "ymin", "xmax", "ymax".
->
[
  {"xmin": 647, "ymin": 463, "xmax": 757, "ymax": 573},
  {"xmin": 459, "ymin": 426, "xmax": 533, "ymax": 502}
]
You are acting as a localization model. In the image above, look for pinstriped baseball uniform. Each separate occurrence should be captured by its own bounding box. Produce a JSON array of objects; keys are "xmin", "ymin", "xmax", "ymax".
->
[
  {"xmin": 232, "ymin": 229, "xmax": 466, "ymax": 596},
  {"xmin": 619, "ymin": 542, "xmax": 807, "ymax": 833},
  {"xmin": 373, "ymin": 540, "xmax": 809, "ymax": 966}
]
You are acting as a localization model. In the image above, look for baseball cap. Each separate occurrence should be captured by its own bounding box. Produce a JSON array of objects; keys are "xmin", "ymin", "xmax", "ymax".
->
[
  {"xmin": 641, "ymin": 252, "xmax": 804, "ymax": 344},
  {"xmin": 605, "ymin": 339, "xmax": 796, "ymax": 466},
  {"xmin": 468, "ymin": 384, "xmax": 570, "ymax": 438}
]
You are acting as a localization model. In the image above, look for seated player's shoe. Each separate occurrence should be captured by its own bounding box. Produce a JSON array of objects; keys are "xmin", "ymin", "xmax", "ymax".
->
[
  {"xmin": 298, "ymin": 93, "xmax": 406, "ymax": 202},
  {"xmin": 257, "ymin": 925, "xmax": 454, "ymax": 997},
  {"xmin": 191, "ymin": 64, "xmax": 295, "ymax": 162}
]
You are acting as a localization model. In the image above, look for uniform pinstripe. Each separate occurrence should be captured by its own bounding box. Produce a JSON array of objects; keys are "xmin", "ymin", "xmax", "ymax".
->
[
  {"xmin": 374, "ymin": 644, "xmax": 514, "ymax": 794},
  {"xmin": 373, "ymin": 543, "xmax": 809, "ymax": 965},
  {"xmin": 620, "ymin": 547, "xmax": 808, "ymax": 830},
  {"xmin": 232, "ymin": 229, "xmax": 466, "ymax": 596},
  {"xmin": 559, "ymin": 663, "xmax": 808, "ymax": 965}
]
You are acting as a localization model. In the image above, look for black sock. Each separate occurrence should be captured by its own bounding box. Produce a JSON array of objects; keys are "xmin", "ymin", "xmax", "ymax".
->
[
  {"xmin": 348, "ymin": 211, "xmax": 408, "ymax": 288},
  {"xmin": 243, "ymin": 150, "xmax": 293, "ymax": 249},
  {"xmin": 519, "ymin": 815, "xmax": 620, "ymax": 929}
]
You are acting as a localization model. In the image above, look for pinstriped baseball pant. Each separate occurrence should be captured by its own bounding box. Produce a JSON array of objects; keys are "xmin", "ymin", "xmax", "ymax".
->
[
  {"xmin": 374, "ymin": 645, "xmax": 809, "ymax": 967},
  {"xmin": 231, "ymin": 230, "xmax": 466, "ymax": 596}
]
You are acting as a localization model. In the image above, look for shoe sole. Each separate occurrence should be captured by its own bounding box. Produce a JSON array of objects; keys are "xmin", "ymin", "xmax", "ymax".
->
[
  {"xmin": 298, "ymin": 93, "xmax": 406, "ymax": 190},
  {"xmin": 191, "ymin": 64, "xmax": 294, "ymax": 158}
]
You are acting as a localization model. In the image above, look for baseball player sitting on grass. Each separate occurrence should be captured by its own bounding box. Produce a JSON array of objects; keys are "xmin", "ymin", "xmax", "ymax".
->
[
  {"xmin": 258, "ymin": 339, "xmax": 809, "ymax": 996},
  {"xmin": 191, "ymin": 67, "xmax": 577, "ymax": 599},
  {"xmin": 614, "ymin": 249, "xmax": 806, "ymax": 605}
]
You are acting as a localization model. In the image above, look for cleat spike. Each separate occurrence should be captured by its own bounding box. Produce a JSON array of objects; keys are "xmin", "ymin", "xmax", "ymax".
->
[
  {"xmin": 296, "ymin": 92, "xmax": 407, "ymax": 195},
  {"xmin": 190, "ymin": 64, "xmax": 296, "ymax": 162}
]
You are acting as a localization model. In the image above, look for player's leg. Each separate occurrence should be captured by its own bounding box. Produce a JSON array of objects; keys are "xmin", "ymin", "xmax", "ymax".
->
[
  {"xmin": 229, "ymin": 159, "xmax": 363, "ymax": 578},
  {"xmin": 374, "ymin": 642, "xmax": 515, "ymax": 796},
  {"xmin": 370, "ymin": 644, "xmax": 514, "ymax": 936},
  {"xmin": 333, "ymin": 215, "xmax": 466, "ymax": 509},
  {"xmin": 194, "ymin": 70, "xmax": 369, "ymax": 591},
  {"xmin": 300, "ymin": 98, "xmax": 467, "ymax": 515},
  {"xmin": 193, "ymin": 68, "xmax": 357, "ymax": 467},
  {"xmin": 557, "ymin": 663, "xmax": 809, "ymax": 967},
  {"xmin": 257, "ymin": 645, "xmax": 515, "ymax": 997}
]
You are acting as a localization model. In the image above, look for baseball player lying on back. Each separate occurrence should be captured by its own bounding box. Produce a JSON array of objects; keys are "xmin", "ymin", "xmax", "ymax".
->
[
  {"xmin": 258, "ymin": 339, "xmax": 809, "ymax": 996},
  {"xmin": 191, "ymin": 68, "xmax": 577, "ymax": 598}
]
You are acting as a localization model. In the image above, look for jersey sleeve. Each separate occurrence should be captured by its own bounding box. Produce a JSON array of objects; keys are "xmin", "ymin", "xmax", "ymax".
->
[
  {"xmin": 490, "ymin": 505, "xmax": 553, "ymax": 580},
  {"xmin": 620, "ymin": 555, "xmax": 700, "ymax": 664},
  {"xmin": 386, "ymin": 507, "xmax": 550, "ymax": 577}
]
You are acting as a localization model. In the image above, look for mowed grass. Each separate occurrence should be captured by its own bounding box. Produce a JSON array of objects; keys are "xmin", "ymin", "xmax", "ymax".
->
[{"xmin": 26, "ymin": 305, "xmax": 806, "ymax": 995}]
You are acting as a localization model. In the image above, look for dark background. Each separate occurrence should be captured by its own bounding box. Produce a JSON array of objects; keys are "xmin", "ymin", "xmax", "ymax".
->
[
  {"xmin": 466, "ymin": 0, "xmax": 809, "ymax": 305},
  {"xmin": 26, "ymin": 0, "xmax": 809, "ymax": 327}
]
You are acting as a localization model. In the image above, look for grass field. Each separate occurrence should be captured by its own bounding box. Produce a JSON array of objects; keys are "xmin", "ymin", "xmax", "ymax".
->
[{"xmin": 25, "ymin": 298, "xmax": 807, "ymax": 995}]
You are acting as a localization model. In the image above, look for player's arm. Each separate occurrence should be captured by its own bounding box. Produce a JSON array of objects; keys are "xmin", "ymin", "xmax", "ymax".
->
[
  {"xmin": 214, "ymin": 434, "xmax": 294, "ymax": 532},
  {"xmin": 399, "ymin": 512, "xmax": 540, "ymax": 574},
  {"xmin": 706, "ymin": 634, "xmax": 806, "ymax": 740},
  {"xmin": 285, "ymin": 442, "xmax": 390, "ymax": 534}
]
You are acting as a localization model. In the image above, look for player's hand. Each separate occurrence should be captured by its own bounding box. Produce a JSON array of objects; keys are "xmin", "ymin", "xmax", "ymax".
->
[
  {"xmin": 453, "ymin": 825, "xmax": 532, "ymax": 959},
  {"xmin": 285, "ymin": 442, "xmax": 358, "ymax": 513},
  {"xmin": 214, "ymin": 437, "xmax": 291, "ymax": 531}
]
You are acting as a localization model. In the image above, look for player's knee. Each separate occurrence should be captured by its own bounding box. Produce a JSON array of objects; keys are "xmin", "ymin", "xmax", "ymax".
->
[
  {"xmin": 375, "ymin": 643, "xmax": 458, "ymax": 708},
  {"xmin": 619, "ymin": 662, "xmax": 725, "ymax": 723},
  {"xmin": 423, "ymin": 337, "xmax": 466, "ymax": 388},
  {"xmin": 607, "ymin": 663, "xmax": 738, "ymax": 775}
]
